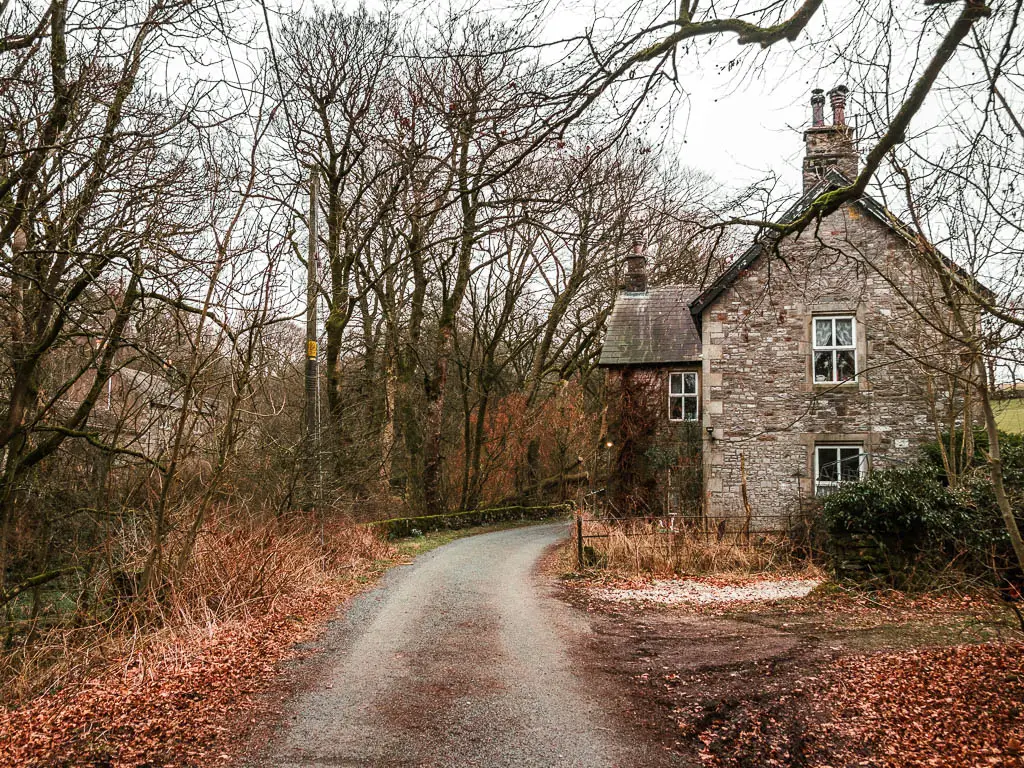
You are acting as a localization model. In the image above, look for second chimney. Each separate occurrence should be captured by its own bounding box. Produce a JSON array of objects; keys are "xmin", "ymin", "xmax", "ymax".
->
[
  {"xmin": 811, "ymin": 88, "xmax": 825, "ymax": 127},
  {"xmin": 802, "ymin": 84, "xmax": 858, "ymax": 192},
  {"xmin": 623, "ymin": 239, "xmax": 647, "ymax": 293}
]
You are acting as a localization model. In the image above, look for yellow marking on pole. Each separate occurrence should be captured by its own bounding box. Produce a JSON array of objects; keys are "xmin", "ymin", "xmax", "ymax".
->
[{"xmin": 307, "ymin": 340, "xmax": 318, "ymax": 359}]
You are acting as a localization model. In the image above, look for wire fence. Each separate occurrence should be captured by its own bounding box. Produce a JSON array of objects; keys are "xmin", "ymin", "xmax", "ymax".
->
[{"xmin": 572, "ymin": 494, "xmax": 815, "ymax": 570}]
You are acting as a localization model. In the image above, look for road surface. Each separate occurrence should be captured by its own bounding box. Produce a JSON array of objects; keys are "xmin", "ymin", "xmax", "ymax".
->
[{"xmin": 253, "ymin": 523, "xmax": 651, "ymax": 767}]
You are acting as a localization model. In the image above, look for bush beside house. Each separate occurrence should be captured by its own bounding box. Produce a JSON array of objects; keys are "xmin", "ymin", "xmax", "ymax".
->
[{"xmin": 821, "ymin": 431, "xmax": 1022, "ymax": 587}]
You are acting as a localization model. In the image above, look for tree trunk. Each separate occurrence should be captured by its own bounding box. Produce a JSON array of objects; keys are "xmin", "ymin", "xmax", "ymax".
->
[
  {"xmin": 422, "ymin": 326, "xmax": 453, "ymax": 516},
  {"xmin": 324, "ymin": 175, "xmax": 351, "ymax": 469},
  {"xmin": 379, "ymin": 360, "xmax": 398, "ymax": 492},
  {"xmin": 466, "ymin": 390, "xmax": 490, "ymax": 510},
  {"xmin": 976, "ymin": 363, "xmax": 1024, "ymax": 571}
]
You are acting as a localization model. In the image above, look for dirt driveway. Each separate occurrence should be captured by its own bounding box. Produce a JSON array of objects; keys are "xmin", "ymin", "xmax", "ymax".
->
[{"xmin": 561, "ymin": 575, "xmax": 1019, "ymax": 767}]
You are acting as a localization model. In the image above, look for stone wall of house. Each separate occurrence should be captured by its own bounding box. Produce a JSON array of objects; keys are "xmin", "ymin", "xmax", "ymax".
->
[
  {"xmin": 603, "ymin": 365, "xmax": 703, "ymax": 516},
  {"xmin": 701, "ymin": 201, "xmax": 967, "ymax": 529}
]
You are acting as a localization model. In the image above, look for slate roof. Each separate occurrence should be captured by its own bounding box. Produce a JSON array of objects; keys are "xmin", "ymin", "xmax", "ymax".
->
[
  {"xmin": 117, "ymin": 367, "xmax": 217, "ymax": 415},
  {"xmin": 598, "ymin": 286, "xmax": 702, "ymax": 366}
]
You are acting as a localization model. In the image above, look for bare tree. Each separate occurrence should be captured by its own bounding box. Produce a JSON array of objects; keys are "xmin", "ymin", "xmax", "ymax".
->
[
  {"xmin": 0, "ymin": 1, "xmax": 236, "ymax": 599},
  {"xmin": 273, "ymin": 4, "xmax": 399, "ymax": 462}
]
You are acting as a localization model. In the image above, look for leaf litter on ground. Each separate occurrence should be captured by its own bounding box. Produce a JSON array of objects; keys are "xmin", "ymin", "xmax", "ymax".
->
[{"xmin": 0, "ymin": 548, "xmax": 396, "ymax": 768}]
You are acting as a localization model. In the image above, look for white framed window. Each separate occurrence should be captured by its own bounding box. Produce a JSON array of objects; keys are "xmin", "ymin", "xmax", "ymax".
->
[
  {"xmin": 813, "ymin": 316, "xmax": 857, "ymax": 383},
  {"xmin": 669, "ymin": 372, "xmax": 699, "ymax": 421},
  {"xmin": 814, "ymin": 445, "xmax": 866, "ymax": 496}
]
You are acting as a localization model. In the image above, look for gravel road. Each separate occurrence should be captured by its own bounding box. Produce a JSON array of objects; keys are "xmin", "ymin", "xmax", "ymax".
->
[{"xmin": 253, "ymin": 523, "xmax": 652, "ymax": 768}]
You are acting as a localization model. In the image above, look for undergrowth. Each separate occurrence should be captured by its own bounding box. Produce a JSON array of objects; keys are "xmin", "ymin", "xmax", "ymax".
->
[
  {"xmin": 1, "ymin": 514, "xmax": 395, "ymax": 707},
  {"xmin": 575, "ymin": 519, "xmax": 823, "ymax": 579}
]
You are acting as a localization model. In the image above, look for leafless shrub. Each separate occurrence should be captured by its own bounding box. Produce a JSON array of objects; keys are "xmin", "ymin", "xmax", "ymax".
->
[{"xmin": 582, "ymin": 520, "xmax": 823, "ymax": 578}]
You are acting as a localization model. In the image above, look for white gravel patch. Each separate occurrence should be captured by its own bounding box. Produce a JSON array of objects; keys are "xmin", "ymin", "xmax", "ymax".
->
[{"xmin": 592, "ymin": 578, "xmax": 821, "ymax": 606}]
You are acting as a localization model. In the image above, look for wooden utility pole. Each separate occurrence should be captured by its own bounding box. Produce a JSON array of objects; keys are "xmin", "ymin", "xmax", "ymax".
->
[{"xmin": 304, "ymin": 168, "xmax": 321, "ymax": 503}]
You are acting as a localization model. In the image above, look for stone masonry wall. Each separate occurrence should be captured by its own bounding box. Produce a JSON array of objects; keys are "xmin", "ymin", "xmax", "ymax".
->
[{"xmin": 702, "ymin": 201, "xmax": 966, "ymax": 528}]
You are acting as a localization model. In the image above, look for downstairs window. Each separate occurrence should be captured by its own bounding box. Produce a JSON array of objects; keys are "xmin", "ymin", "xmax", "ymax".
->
[{"xmin": 815, "ymin": 445, "xmax": 865, "ymax": 496}]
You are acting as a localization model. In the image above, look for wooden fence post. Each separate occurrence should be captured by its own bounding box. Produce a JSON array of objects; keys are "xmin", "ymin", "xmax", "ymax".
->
[{"xmin": 576, "ymin": 513, "xmax": 584, "ymax": 570}]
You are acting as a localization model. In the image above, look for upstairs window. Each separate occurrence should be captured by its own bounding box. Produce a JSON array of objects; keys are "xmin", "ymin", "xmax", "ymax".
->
[
  {"xmin": 669, "ymin": 372, "xmax": 698, "ymax": 421},
  {"xmin": 815, "ymin": 445, "xmax": 865, "ymax": 495},
  {"xmin": 813, "ymin": 316, "xmax": 856, "ymax": 383}
]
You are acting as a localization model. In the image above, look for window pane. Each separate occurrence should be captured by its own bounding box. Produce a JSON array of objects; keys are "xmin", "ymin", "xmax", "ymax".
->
[
  {"xmin": 814, "ymin": 351, "xmax": 834, "ymax": 382},
  {"xmin": 836, "ymin": 350, "xmax": 856, "ymax": 380},
  {"xmin": 814, "ymin": 318, "xmax": 832, "ymax": 347},
  {"xmin": 835, "ymin": 318, "xmax": 854, "ymax": 346},
  {"xmin": 683, "ymin": 372, "xmax": 697, "ymax": 394},
  {"xmin": 817, "ymin": 448, "xmax": 839, "ymax": 481},
  {"xmin": 669, "ymin": 397, "xmax": 683, "ymax": 420},
  {"xmin": 839, "ymin": 448, "xmax": 862, "ymax": 481},
  {"xmin": 683, "ymin": 396, "xmax": 697, "ymax": 421},
  {"xmin": 669, "ymin": 374, "xmax": 682, "ymax": 394}
]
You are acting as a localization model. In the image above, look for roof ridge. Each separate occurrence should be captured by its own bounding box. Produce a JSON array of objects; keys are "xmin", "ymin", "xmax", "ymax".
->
[{"xmin": 688, "ymin": 174, "xmax": 990, "ymax": 315}]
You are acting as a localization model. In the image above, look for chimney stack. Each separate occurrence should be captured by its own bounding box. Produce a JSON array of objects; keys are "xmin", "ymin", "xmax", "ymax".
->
[
  {"xmin": 802, "ymin": 84, "xmax": 858, "ymax": 192},
  {"xmin": 623, "ymin": 239, "xmax": 647, "ymax": 293}
]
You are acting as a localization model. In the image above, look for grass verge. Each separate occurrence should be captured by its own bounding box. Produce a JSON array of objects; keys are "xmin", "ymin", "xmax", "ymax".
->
[
  {"xmin": 393, "ymin": 515, "xmax": 567, "ymax": 559},
  {"xmin": 994, "ymin": 397, "xmax": 1024, "ymax": 434}
]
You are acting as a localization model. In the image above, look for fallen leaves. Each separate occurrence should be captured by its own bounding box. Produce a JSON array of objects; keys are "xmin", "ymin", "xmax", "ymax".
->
[
  {"xmin": 671, "ymin": 640, "xmax": 1024, "ymax": 768},
  {"xmin": 570, "ymin": 567, "xmax": 1022, "ymax": 768},
  {"xmin": 0, "ymin": 581, "xmax": 372, "ymax": 767},
  {"xmin": 819, "ymin": 642, "xmax": 1024, "ymax": 768},
  {"xmin": 0, "ymin": 521, "xmax": 398, "ymax": 767},
  {"xmin": 679, "ymin": 638, "xmax": 1024, "ymax": 767}
]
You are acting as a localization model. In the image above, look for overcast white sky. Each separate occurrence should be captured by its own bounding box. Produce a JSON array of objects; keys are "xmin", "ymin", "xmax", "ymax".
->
[{"xmin": 540, "ymin": 3, "xmax": 826, "ymax": 193}]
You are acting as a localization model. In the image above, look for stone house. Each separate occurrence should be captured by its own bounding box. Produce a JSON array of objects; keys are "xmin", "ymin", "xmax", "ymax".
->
[
  {"xmin": 598, "ymin": 86, "xmax": 978, "ymax": 528},
  {"xmin": 63, "ymin": 364, "xmax": 220, "ymax": 461}
]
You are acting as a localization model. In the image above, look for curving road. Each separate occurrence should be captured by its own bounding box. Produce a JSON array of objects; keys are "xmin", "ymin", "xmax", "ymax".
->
[{"xmin": 253, "ymin": 523, "xmax": 650, "ymax": 768}]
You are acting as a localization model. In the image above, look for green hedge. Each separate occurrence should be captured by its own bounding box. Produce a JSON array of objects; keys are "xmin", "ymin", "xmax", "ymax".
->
[
  {"xmin": 369, "ymin": 503, "xmax": 572, "ymax": 539},
  {"xmin": 821, "ymin": 454, "xmax": 1016, "ymax": 586}
]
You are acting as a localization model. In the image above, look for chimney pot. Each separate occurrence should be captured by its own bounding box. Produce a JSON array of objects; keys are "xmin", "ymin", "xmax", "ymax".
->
[
  {"xmin": 829, "ymin": 85, "xmax": 849, "ymax": 127},
  {"xmin": 810, "ymin": 88, "xmax": 825, "ymax": 127}
]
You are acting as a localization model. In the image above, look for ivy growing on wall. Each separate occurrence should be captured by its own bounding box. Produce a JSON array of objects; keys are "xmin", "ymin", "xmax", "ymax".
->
[{"xmin": 604, "ymin": 370, "xmax": 703, "ymax": 517}]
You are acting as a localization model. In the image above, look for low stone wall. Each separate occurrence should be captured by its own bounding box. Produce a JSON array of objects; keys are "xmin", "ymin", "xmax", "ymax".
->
[
  {"xmin": 829, "ymin": 532, "xmax": 911, "ymax": 581},
  {"xmin": 369, "ymin": 504, "xmax": 572, "ymax": 539}
]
